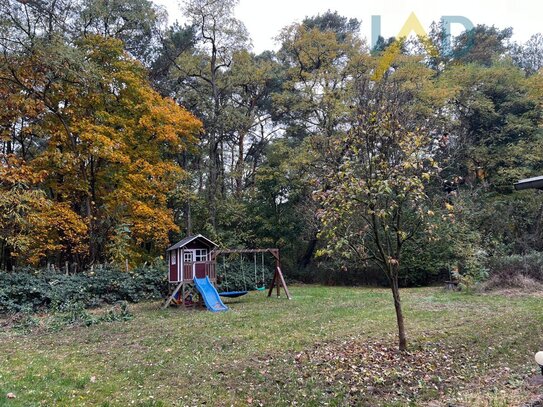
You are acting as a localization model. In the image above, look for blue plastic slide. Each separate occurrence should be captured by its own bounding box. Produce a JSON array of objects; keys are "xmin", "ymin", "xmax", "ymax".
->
[{"xmin": 193, "ymin": 276, "xmax": 229, "ymax": 312}]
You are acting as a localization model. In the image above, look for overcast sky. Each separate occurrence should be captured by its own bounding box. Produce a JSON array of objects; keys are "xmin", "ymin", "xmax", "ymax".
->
[{"xmin": 154, "ymin": 0, "xmax": 542, "ymax": 53}]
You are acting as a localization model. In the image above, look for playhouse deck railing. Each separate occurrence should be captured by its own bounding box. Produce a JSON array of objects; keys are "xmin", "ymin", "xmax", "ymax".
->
[{"xmin": 182, "ymin": 261, "xmax": 216, "ymax": 282}]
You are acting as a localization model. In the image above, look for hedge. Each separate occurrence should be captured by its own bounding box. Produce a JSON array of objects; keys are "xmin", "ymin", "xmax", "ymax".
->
[{"xmin": 0, "ymin": 260, "xmax": 167, "ymax": 314}]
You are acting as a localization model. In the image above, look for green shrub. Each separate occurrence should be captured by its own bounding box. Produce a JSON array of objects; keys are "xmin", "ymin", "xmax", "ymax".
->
[{"xmin": 0, "ymin": 260, "xmax": 167, "ymax": 314}]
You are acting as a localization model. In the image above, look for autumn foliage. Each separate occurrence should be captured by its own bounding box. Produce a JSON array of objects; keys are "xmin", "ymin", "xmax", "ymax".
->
[{"xmin": 0, "ymin": 35, "xmax": 201, "ymax": 268}]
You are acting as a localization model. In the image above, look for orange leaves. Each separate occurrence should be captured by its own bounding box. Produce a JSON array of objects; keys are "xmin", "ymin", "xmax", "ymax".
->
[
  {"xmin": 1, "ymin": 34, "xmax": 202, "ymax": 266},
  {"xmin": 0, "ymin": 158, "xmax": 87, "ymax": 265},
  {"xmin": 138, "ymin": 95, "xmax": 201, "ymax": 150},
  {"xmin": 0, "ymin": 155, "xmax": 47, "ymax": 187},
  {"xmin": 26, "ymin": 202, "xmax": 88, "ymax": 264}
]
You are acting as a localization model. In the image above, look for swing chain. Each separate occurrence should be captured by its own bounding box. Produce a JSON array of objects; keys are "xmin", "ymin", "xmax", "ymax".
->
[
  {"xmin": 223, "ymin": 255, "xmax": 228, "ymax": 290},
  {"xmin": 220, "ymin": 251, "xmax": 266, "ymax": 292},
  {"xmin": 240, "ymin": 254, "xmax": 247, "ymax": 292},
  {"xmin": 254, "ymin": 253, "xmax": 258, "ymax": 289}
]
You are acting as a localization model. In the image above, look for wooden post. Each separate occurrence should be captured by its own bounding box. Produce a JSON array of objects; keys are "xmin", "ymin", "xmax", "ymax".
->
[
  {"xmin": 125, "ymin": 258, "xmax": 129, "ymax": 273},
  {"xmin": 276, "ymin": 256, "xmax": 280, "ymax": 297},
  {"xmin": 266, "ymin": 249, "xmax": 291, "ymax": 300},
  {"xmin": 276, "ymin": 265, "xmax": 291, "ymax": 299},
  {"xmin": 163, "ymin": 281, "xmax": 183, "ymax": 309},
  {"xmin": 267, "ymin": 269, "xmax": 277, "ymax": 297}
]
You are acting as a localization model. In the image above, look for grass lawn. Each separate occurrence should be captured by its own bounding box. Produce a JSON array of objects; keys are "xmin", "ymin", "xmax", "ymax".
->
[{"xmin": 1, "ymin": 285, "xmax": 543, "ymax": 406}]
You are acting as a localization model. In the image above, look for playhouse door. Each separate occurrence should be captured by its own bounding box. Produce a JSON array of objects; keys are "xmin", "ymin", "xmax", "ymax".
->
[
  {"xmin": 194, "ymin": 262, "xmax": 206, "ymax": 279},
  {"xmin": 184, "ymin": 250, "xmax": 194, "ymax": 280}
]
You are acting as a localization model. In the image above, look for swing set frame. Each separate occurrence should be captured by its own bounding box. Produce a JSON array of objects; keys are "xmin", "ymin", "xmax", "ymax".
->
[{"xmin": 210, "ymin": 248, "xmax": 291, "ymax": 300}]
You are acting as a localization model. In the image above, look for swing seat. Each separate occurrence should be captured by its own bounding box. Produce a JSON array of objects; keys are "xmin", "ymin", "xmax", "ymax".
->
[
  {"xmin": 218, "ymin": 291, "xmax": 249, "ymax": 298},
  {"xmin": 255, "ymin": 286, "xmax": 266, "ymax": 291}
]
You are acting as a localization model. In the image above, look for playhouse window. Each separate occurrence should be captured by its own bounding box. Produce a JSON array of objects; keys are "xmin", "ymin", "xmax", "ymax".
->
[
  {"xmin": 195, "ymin": 249, "xmax": 208, "ymax": 262},
  {"xmin": 171, "ymin": 252, "xmax": 176, "ymax": 265},
  {"xmin": 184, "ymin": 251, "xmax": 193, "ymax": 263}
]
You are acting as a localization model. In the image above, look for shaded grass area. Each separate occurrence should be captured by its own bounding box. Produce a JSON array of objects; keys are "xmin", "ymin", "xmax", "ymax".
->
[{"xmin": 1, "ymin": 285, "xmax": 543, "ymax": 406}]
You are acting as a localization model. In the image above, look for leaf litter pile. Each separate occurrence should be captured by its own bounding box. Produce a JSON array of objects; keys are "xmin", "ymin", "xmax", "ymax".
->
[
  {"xmin": 293, "ymin": 338, "xmax": 476, "ymax": 404},
  {"xmin": 222, "ymin": 336, "xmax": 539, "ymax": 406}
]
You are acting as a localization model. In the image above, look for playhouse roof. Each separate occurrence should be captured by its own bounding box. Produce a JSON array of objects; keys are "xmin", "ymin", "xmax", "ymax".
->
[{"xmin": 166, "ymin": 234, "xmax": 218, "ymax": 251}]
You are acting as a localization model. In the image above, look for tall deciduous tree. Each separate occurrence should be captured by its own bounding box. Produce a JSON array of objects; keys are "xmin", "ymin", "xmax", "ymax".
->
[
  {"xmin": 226, "ymin": 50, "xmax": 281, "ymax": 196},
  {"xmin": 451, "ymin": 25, "xmax": 513, "ymax": 66},
  {"xmin": 0, "ymin": 31, "xmax": 201, "ymax": 267},
  {"xmin": 273, "ymin": 14, "xmax": 366, "ymax": 267},
  {"xmin": 170, "ymin": 0, "xmax": 249, "ymax": 229}
]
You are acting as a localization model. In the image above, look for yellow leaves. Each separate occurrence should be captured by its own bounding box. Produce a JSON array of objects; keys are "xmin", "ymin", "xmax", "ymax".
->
[
  {"xmin": 128, "ymin": 201, "xmax": 178, "ymax": 248},
  {"xmin": 120, "ymin": 160, "xmax": 183, "ymax": 203},
  {"xmin": 527, "ymin": 70, "xmax": 543, "ymax": 107},
  {"xmin": 372, "ymin": 41, "xmax": 402, "ymax": 81},
  {"xmin": 280, "ymin": 24, "xmax": 347, "ymax": 72},
  {"xmin": 78, "ymin": 123, "xmax": 130, "ymax": 164},
  {"xmin": 77, "ymin": 35, "xmax": 129, "ymax": 68}
]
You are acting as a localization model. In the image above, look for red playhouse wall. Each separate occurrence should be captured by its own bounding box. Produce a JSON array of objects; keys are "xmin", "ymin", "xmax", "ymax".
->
[{"xmin": 169, "ymin": 249, "xmax": 179, "ymax": 282}]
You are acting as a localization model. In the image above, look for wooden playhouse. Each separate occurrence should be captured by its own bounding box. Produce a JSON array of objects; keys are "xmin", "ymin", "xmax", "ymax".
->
[
  {"xmin": 167, "ymin": 234, "xmax": 217, "ymax": 284},
  {"xmin": 164, "ymin": 234, "xmax": 290, "ymax": 309}
]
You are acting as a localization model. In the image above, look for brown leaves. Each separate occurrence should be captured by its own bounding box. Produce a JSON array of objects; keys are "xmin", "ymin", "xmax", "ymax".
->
[{"xmin": 291, "ymin": 338, "xmax": 480, "ymax": 404}]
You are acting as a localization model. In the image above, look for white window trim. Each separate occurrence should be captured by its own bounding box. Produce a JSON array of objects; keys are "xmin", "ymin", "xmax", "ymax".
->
[
  {"xmin": 194, "ymin": 249, "xmax": 208, "ymax": 262},
  {"xmin": 184, "ymin": 251, "xmax": 194, "ymax": 262}
]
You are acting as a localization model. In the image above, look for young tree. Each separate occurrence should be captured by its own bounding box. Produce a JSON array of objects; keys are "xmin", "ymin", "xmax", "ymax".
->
[
  {"xmin": 314, "ymin": 51, "xmax": 442, "ymax": 351},
  {"xmin": 315, "ymin": 114, "xmax": 439, "ymax": 351}
]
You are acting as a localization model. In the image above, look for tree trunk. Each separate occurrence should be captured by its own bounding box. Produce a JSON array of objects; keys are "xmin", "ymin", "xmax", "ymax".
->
[
  {"xmin": 186, "ymin": 200, "xmax": 192, "ymax": 236},
  {"xmin": 391, "ymin": 275, "xmax": 407, "ymax": 351},
  {"xmin": 298, "ymin": 234, "xmax": 318, "ymax": 268},
  {"xmin": 235, "ymin": 129, "xmax": 247, "ymax": 196}
]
